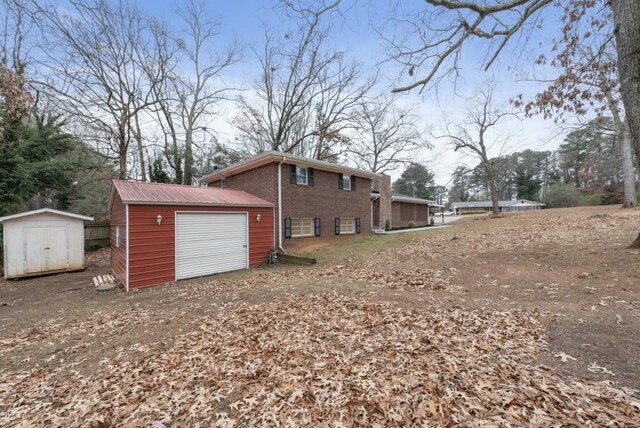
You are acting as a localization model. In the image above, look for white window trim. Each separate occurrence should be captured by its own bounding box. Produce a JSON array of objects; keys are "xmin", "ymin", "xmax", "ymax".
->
[
  {"xmin": 291, "ymin": 218, "xmax": 314, "ymax": 238},
  {"xmin": 340, "ymin": 218, "xmax": 356, "ymax": 234},
  {"xmin": 116, "ymin": 225, "xmax": 121, "ymax": 248},
  {"xmin": 296, "ymin": 167, "xmax": 308, "ymax": 185},
  {"xmin": 342, "ymin": 174, "xmax": 351, "ymax": 191}
]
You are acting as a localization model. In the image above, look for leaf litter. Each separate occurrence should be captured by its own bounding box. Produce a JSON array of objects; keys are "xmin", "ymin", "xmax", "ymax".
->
[{"xmin": 1, "ymin": 294, "xmax": 638, "ymax": 426}]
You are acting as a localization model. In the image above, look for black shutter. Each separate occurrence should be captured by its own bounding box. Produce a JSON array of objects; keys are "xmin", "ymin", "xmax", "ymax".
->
[
  {"xmin": 284, "ymin": 218, "xmax": 292, "ymax": 239},
  {"xmin": 351, "ymin": 175, "xmax": 356, "ymax": 191},
  {"xmin": 314, "ymin": 218, "xmax": 321, "ymax": 236},
  {"xmin": 355, "ymin": 217, "xmax": 361, "ymax": 233},
  {"xmin": 308, "ymin": 168, "xmax": 314, "ymax": 186},
  {"xmin": 338, "ymin": 174, "xmax": 343, "ymax": 189},
  {"xmin": 335, "ymin": 218, "xmax": 340, "ymax": 235},
  {"xmin": 290, "ymin": 165, "xmax": 297, "ymax": 184}
]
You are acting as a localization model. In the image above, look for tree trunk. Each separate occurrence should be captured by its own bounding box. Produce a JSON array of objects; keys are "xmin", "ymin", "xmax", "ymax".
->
[
  {"xmin": 183, "ymin": 127, "xmax": 193, "ymax": 185},
  {"xmin": 611, "ymin": 0, "xmax": 640, "ymax": 169},
  {"xmin": 607, "ymin": 92, "xmax": 637, "ymax": 208},
  {"xmin": 612, "ymin": 0, "xmax": 640, "ymax": 246},
  {"xmin": 485, "ymin": 165, "xmax": 500, "ymax": 215},
  {"xmin": 134, "ymin": 113, "xmax": 147, "ymax": 182},
  {"xmin": 620, "ymin": 125, "xmax": 638, "ymax": 208},
  {"xmin": 118, "ymin": 144, "xmax": 127, "ymax": 180}
]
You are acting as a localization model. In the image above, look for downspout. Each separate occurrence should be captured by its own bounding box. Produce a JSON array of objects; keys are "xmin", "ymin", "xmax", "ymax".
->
[{"xmin": 277, "ymin": 156, "xmax": 287, "ymax": 253}]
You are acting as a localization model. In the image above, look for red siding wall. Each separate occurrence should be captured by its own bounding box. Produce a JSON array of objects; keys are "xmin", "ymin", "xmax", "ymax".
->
[
  {"xmin": 127, "ymin": 205, "xmax": 274, "ymax": 289},
  {"xmin": 110, "ymin": 192, "xmax": 127, "ymax": 288}
]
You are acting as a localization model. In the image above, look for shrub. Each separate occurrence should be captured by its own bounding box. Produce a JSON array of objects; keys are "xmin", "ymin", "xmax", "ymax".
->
[
  {"xmin": 542, "ymin": 183, "xmax": 599, "ymax": 208},
  {"xmin": 430, "ymin": 217, "xmax": 435, "ymax": 225},
  {"xmin": 384, "ymin": 218, "xmax": 391, "ymax": 231},
  {"xmin": 408, "ymin": 221, "xmax": 416, "ymax": 228}
]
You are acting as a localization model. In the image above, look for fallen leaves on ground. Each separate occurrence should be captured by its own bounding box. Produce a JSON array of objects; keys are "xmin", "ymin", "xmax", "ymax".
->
[{"xmin": 1, "ymin": 294, "xmax": 638, "ymax": 426}]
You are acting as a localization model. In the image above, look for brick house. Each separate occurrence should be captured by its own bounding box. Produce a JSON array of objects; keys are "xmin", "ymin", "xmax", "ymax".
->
[
  {"xmin": 199, "ymin": 152, "xmax": 397, "ymax": 250},
  {"xmin": 199, "ymin": 151, "xmax": 435, "ymax": 250},
  {"xmin": 391, "ymin": 193, "xmax": 434, "ymax": 228}
]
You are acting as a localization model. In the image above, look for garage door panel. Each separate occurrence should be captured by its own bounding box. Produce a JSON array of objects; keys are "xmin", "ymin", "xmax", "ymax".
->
[
  {"xmin": 175, "ymin": 213, "xmax": 248, "ymax": 280},
  {"xmin": 176, "ymin": 239, "xmax": 246, "ymax": 252}
]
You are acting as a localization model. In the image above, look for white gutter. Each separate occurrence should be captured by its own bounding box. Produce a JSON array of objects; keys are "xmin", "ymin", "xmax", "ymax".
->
[{"xmin": 277, "ymin": 156, "xmax": 286, "ymax": 253}]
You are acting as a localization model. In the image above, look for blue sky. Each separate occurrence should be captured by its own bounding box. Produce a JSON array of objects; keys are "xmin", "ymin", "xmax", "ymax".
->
[{"xmin": 107, "ymin": 1, "xmax": 567, "ymax": 184}]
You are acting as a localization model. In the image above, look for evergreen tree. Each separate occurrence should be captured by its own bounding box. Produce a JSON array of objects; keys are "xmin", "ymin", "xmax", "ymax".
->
[
  {"xmin": 0, "ymin": 112, "xmax": 78, "ymax": 215},
  {"xmin": 448, "ymin": 166, "xmax": 470, "ymax": 203},
  {"xmin": 392, "ymin": 163, "xmax": 435, "ymax": 199},
  {"xmin": 515, "ymin": 170, "xmax": 541, "ymax": 200},
  {"xmin": 148, "ymin": 157, "xmax": 172, "ymax": 184}
]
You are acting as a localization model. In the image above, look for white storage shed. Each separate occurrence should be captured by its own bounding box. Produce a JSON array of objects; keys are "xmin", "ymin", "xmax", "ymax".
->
[{"xmin": 0, "ymin": 208, "xmax": 94, "ymax": 279}]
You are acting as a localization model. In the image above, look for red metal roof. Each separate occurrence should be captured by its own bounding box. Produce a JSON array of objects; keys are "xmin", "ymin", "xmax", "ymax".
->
[{"xmin": 112, "ymin": 180, "xmax": 273, "ymax": 207}]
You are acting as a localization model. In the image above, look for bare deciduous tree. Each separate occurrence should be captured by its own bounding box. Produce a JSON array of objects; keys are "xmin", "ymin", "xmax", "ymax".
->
[
  {"xmin": 234, "ymin": 0, "xmax": 374, "ymax": 161},
  {"xmin": 384, "ymin": 0, "xmax": 552, "ymax": 94},
  {"xmin": 30, "ymin": 0, "xmax": 169, "ymax": 180},
  {"xmin": 439, "ymin": 88, "xmax": 516, "ymax": 215},
  {"xmin": 308, "ymin": 60, "xmax": 377, "ymax": 160},
  {"xmin": 169, "ymin": 0, "xmax": 240, "ymax": 185},
  {"xmin": 348, "ymin": 96, "xmax": 425, "ymax": 173}
]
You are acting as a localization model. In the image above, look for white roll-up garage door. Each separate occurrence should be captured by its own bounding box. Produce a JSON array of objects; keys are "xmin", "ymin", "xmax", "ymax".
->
[{"xmin": 175, "ymin": 212, "xmax": 248, "ymax": 280}]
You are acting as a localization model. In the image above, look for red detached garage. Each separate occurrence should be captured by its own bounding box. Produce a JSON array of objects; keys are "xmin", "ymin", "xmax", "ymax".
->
[{"xmin": 110, "ymin": 180, "xmax": 274, "ymax": 291}]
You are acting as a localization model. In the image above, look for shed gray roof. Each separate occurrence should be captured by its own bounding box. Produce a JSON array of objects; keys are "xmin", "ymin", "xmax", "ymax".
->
[{"xmin": 450, "ymin": 199, "xmax": 544, "ymax": 209}]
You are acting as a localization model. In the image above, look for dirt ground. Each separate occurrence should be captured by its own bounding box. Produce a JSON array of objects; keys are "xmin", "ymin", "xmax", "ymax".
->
[{"xmin": 1, "ymin": 205, "xmax": 639, "ymax": 425}]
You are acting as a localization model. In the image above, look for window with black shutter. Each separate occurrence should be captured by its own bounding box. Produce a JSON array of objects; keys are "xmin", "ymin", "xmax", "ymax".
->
[
  {"xmin": 334, "ymin": 218, "xmax": 340, "ymax": 235},
  {"xmin": 289, "ymin": 165, "xmax": 297, "ymax": 184},
  {"xmin": 314, "ymin": 218, "xmax": 321, "ymax": 236},
  {"xmin": 284, "ymin": 218, "xmax": 292, "ymax": 239},
  {"xmin": 338, "ymin": 174, "xmax": 356, "ymax": 191},
  {"xmin": 291, "ymin": 165, "xmax": 309, "ymax": 185}
]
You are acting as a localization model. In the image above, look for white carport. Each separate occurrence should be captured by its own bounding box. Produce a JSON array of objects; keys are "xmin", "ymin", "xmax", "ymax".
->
[{"xmin": 0, "ymin": 208, "xmax": 94, "ymax": 279}]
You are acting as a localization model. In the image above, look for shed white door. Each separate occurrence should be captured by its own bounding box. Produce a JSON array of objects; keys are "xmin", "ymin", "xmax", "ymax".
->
[
  {"xmin": 175, "ymin": 212, "xmax": 248, "ymax": 280},
  {"xmin": 25, "ymin": 226, "xmax": 69, "ymax": 274}
]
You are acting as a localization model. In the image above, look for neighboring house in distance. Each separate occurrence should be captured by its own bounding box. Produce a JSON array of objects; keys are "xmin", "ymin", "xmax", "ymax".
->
[
  {"xmin": 391, "ymin": 193, "xmax": 436, "ymax": 228},
  {"xmin": 200, "ymin": 151, "xmax": 434, "ymax": 250},
  {"xmin": 451, "ymin": 199, "xmax": 545, "ymax": 215}
]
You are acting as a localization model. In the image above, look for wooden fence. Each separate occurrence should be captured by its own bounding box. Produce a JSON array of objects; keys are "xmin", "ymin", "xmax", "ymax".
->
[{"xmin": 85, "ymin": 221, "xmax": 110, "ymax": 250}]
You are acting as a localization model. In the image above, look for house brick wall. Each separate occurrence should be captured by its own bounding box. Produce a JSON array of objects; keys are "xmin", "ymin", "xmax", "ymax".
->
[
  {"xmin": 372, "ymin": 174, "xmax": 392, "ymax": 229},
  {"xmin": 280, "ymin": 164, "xmax": 372, "ymax": 243},
  {"xmin": 209, "ymin": 163, "xmax": 277, "ymax": 203},
  {"xmin": 209, "ymin": 161, "xmax": 373, "ymax": 248},
  {"xmin": 392, "ymin": 202, "xmax": 430, "ymax": 228}
]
